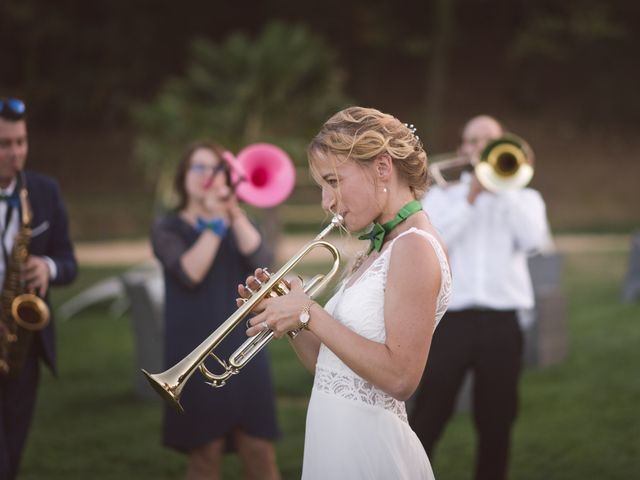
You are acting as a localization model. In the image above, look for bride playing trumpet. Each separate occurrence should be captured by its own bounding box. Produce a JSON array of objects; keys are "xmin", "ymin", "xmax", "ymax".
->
[{"xmin": 239, "ymin": 106, "xmax": 451, "ymax": 479}]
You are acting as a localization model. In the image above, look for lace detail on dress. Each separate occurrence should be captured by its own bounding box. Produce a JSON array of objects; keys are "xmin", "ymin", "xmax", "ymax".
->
[{"xmin": 314, "ymin": 365, "xmax": 408, "ymax": 423}]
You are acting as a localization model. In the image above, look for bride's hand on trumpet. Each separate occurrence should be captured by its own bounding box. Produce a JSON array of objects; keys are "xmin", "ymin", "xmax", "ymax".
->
[
  {"xmin": 242, "ymin": 277, "xmax": 311, "ymax": 339},
  {"xmin": 236, "ymin": 268, "xmax": 271, "ymax": 312}
]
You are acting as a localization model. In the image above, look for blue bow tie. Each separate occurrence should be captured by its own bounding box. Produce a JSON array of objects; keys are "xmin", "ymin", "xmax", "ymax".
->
[
  {"xmin": 0, "ymin": 191, "xmax": 20, "ymax": 209},
  {"xmin": 195, "ymin": 217, "xmax": 228, "ymax": 237}
]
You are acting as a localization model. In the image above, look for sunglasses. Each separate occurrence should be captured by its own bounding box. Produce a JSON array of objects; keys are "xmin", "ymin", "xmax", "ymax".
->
[{"xmin": 0, "ymin": 98, "xmax": 26, "ymax": 120}]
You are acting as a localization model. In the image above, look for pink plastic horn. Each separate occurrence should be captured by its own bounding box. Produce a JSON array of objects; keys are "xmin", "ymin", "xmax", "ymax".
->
[{"xmin": 222, "ymin": 143, "xmax": 296, "ymax": 208}]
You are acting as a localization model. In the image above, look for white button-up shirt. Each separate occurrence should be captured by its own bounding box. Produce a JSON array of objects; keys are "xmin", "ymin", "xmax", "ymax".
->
[{"xmin": 422, "ymin": 173, "xmax": 552, "ymax": 311}]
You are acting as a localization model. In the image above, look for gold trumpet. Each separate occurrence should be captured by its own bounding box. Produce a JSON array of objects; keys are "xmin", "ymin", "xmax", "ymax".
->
[
  {"xmin": 142, "ymin": 215, "xmax": 343, "ymax": 412},
  {"xmin": 429, "ymin": 133, "xmax": 534, "ymax": 191}
]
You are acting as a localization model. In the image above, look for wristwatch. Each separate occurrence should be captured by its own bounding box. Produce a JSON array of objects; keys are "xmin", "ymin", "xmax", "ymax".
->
[{"xmin": 299, "ymin": 301, "xmax": 315, "ymax": 330}]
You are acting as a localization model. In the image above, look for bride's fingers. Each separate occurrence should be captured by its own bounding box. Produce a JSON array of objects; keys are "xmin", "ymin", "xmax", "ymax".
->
[
  {"xmin": 237, "ymin": 292, "xmax": 270, "ymax": 313},
  {"xmin": 238, "ymin": 283, "xmax": 252, "ymax": 299},
  {"xmin": 246, "ymin": 314, "xmax": 269, "ymax": 337},
  {"xmin": 289, "ymin": 276, "xmax": 304, "ymax": 292},
  {"xmin": 238, "ymin": 274, "xmax": 263, "ymax": 298},
  {"xmin": 247, "ymin": 274, "xmax": 264, "ymax": 292},
  {"xmin": 255, "ymin": 268, "xmax": 271, "ymax": 284}
]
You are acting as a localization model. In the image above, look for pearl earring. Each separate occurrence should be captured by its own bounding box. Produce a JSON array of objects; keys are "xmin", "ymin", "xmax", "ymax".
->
[{"xmin": 383, "ymin": 187, "xmax": 388, "ymax": 193}]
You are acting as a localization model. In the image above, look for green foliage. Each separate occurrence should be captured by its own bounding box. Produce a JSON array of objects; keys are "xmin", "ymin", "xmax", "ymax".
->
[{"xmin": 131, "ymin": 20, "xmax": 348, "ymax": 209}]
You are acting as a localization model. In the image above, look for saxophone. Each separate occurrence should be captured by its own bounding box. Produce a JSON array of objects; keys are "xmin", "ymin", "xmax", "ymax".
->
[{"xmin": 0, "ymin": 174, "xmax": 50, "ymax": 376}]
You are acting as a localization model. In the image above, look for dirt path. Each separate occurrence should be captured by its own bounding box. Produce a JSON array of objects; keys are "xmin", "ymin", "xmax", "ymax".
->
[{"xmin": 74, "ymin": 233, "xmax": 633, "ymax": 267}]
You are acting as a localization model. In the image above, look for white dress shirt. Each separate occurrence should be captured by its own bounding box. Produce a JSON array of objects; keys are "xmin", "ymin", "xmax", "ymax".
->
[
  {"xmin": 422, "ymin": 173, "xmax": 552, "ymax": 311},
  {"xmin": 0, "ymin": 179, "xmax": 56, "ymax": 288}
]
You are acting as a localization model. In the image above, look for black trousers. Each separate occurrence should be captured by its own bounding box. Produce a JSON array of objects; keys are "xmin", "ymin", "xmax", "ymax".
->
[
  {"xmin": 409, "ymin": 309, "xmax": 523, "ymax": 480},
  {"xmin": 0, "ymin": 347, "xmax": 40, "ymax": 480}
]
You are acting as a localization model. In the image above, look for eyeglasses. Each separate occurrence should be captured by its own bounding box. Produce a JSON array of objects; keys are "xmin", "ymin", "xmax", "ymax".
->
[
  {"xmin": 189, "ymin": 163, "xmax": 226, "ymax": 176},
  {"xmin": 0, "ymin": 98, "xmax": 26, "ymax": 120}
]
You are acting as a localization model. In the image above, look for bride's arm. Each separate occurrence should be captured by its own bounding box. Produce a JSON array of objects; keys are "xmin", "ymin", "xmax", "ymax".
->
[
  {"xmin": 245, "ymin": 234, "xmax": 441, "ymax": 400},
  {"xmin": 288, "ymin": 330, "xmax": 322, "ymax": 374}
]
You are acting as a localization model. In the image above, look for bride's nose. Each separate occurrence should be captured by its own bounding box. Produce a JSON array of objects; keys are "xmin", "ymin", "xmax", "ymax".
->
[{"xmin": 321, "ymin": 187, "xmax": 336, "ymax": 212}]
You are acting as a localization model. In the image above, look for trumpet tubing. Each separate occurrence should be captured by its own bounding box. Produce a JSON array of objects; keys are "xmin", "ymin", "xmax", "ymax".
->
[
  {"xmin": 142, "ymin": 215, "xmax": 343, "ymax": 412},
  {"xmin": 428, "ymin": 153, "xmax": 470, "ymax": 187}
]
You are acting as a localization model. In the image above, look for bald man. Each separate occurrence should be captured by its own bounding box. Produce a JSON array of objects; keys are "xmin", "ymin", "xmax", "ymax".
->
[{"xmin": 410, "ymin": 116, "xmax": 551, "ymax": 480}]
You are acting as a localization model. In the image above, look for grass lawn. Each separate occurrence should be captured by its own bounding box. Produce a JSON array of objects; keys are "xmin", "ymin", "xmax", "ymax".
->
[{"xmin": 18, "ymin": 245, "xmax": 640, "ymax": 479}]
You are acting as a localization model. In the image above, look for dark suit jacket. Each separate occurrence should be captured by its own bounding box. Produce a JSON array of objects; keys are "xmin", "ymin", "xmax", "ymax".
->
[{"xmin": 23, "ymin": 171, "xmax": 77, "ymax": 373}]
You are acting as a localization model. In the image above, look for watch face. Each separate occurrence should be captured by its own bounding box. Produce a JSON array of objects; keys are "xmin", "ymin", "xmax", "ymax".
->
[{"xmin": 299, "ymin": 311, "xmax": 310, "ymax": 325}]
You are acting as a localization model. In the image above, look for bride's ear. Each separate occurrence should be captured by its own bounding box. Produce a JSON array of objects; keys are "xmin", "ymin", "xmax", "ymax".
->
[{"xmin": 374, "ymin": 154, "xmax": 393, "ymax": 181}]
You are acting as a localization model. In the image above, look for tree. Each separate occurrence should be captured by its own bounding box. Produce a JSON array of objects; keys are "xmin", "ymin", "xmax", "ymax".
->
[{"xmin": 132, "ymin": 20, "xmax": 348, "ymax": 219}]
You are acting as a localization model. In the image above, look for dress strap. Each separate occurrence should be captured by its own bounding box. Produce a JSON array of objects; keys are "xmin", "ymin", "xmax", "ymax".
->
[
  {"xmin": 386, "ymin": 228, "xmax": 447, "ymax": 267},
  {"xmin": 385, "ymin": 228, "xmax": 452, "ymax": 327}
]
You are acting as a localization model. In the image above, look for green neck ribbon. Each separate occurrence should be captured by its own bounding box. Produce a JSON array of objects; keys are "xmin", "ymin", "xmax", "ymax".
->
[{"xmin": 358, "ymin": 199, "xmax": 423, "ymax": 254}]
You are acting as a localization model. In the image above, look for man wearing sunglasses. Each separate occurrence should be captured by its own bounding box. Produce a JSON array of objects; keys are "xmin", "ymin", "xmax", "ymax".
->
[{"xmin": 0, "ymin": 98, "xmax": 77, "ymax": 480}]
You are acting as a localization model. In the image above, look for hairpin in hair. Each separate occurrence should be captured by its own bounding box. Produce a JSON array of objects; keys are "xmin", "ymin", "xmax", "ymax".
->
[{"xmin": 404, "ymin": 123, "xmax": 420, "ymax": 142}]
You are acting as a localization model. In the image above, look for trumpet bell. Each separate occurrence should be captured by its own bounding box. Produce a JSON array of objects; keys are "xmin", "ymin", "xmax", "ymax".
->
[
  {"xmin": 141, "ymin": 368, "xmax": 185, "ymax": 413},
  {"xmin": 223, "ymin": 143, "xmax": 296, "ymax": 208},
  {"xmin": 475, "ymin": 135, "xmax": 534, "ymax": 192}
]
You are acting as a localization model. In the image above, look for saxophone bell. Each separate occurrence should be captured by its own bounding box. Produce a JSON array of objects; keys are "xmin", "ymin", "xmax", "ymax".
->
[{"xmin": 12, "ymin": 293, "xmax": 50, "ymax": 331}]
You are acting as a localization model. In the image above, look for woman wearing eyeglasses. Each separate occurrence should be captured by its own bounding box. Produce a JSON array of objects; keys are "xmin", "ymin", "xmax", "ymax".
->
[{"xmin": 150, "ymin": 142, "xmax": 281, "ymax": 479}]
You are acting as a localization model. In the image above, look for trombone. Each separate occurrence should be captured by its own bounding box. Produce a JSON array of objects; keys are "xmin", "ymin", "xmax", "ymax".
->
[
  {"xmin": 429, "ymin": 133, "xmax": 535, "ymax": 191},
  {"xmin": 142, "ymin": 215, "xmax": 344, "ymax": 412}
]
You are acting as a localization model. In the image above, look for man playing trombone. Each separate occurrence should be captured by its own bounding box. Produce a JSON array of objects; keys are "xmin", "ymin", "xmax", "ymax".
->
[{"xmin": 410, "ymin": 115, "xmax": 551, "ymax": 480}]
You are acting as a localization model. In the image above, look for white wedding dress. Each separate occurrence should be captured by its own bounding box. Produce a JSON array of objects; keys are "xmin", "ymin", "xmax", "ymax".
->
[{"xmin": 302, "ymin": 228, "xmax": 452, "ymax": 480}]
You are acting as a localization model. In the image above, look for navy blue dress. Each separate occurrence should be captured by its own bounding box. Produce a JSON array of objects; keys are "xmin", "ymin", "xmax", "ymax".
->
[{"xmin": 151, "ymin": 214, "xmax": 280, "ymax": 453}]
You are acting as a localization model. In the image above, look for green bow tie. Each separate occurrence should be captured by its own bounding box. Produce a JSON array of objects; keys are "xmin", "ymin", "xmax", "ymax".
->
[{"xmin": 358, "ymin": 200, "xmax": 423, "ymax": 254}]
